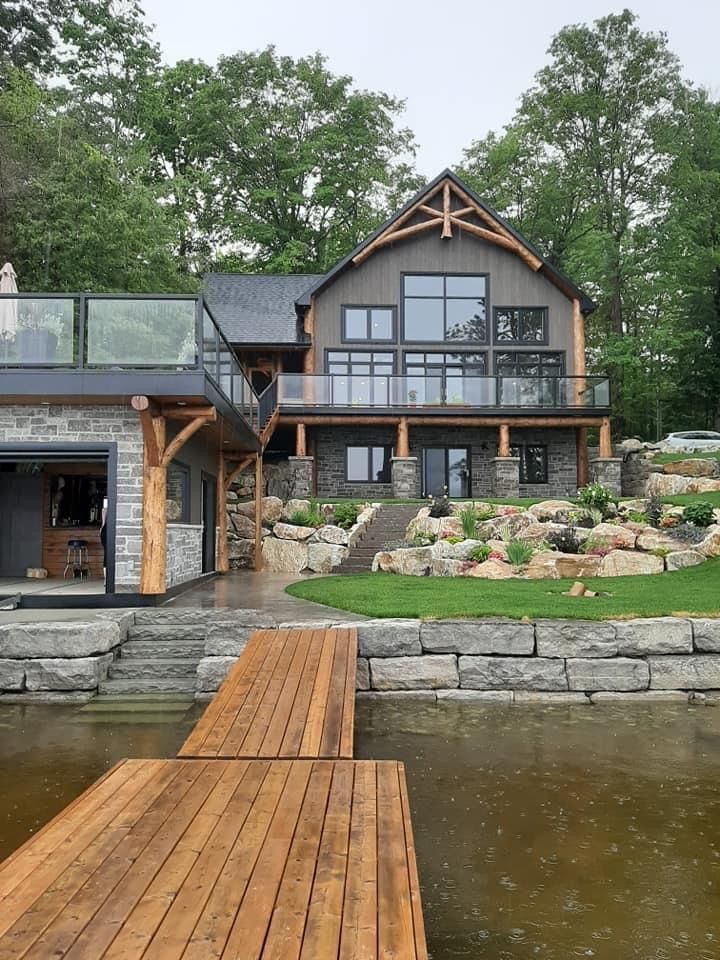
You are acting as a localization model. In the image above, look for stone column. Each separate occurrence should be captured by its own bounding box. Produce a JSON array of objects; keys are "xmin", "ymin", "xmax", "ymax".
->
[
  {"xmin": 288, "ymin": 455, "xmax": 314, "ymax": 498},
  {"xmin": 391, "ymin": 457, "xmax": 419, "ymax": 498},
  {"xmin": 590, "ymin": 457, "xmax": 623, "ymax": 495},
  {"xmin": 492, "ymin": 456, "xmax": 520, "ymax": 498}
]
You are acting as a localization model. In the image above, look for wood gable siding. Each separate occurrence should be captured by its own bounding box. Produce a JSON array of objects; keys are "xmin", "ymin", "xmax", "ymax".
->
[{"xmin": 312, "ymin": 223, "xmax": 577, "ymax": 374}]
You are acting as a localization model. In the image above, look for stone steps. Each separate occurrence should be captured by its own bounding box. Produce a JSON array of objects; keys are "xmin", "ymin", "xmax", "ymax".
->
[
  {"xmin": 110, "ymin": 658, "xmax": 199, "ymax": 680},
  {"xmin": 99, "ymin": 677, "xmax": 197, "ymax": 695},
  {"xmin": 336, "ymin": 505, "xmax": 419, "ymax": 575},
  {"xmin": 121, "ymin": 640, "xmax": 206, "ymax": 659},
  {"xmin": 126, "ymin": 625, "xmax": 207, "ymax": 642}
]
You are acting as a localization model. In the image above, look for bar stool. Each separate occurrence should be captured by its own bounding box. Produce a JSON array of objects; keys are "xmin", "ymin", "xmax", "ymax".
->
[{"xmin": 63, "ymin": 539, "xmax": 90, "ymax": 579}]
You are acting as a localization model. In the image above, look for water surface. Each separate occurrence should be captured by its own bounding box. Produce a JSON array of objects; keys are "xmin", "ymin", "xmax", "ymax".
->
[{"xmin": 357, "ymin": 701, "xmax": 720, "ymax": 960}]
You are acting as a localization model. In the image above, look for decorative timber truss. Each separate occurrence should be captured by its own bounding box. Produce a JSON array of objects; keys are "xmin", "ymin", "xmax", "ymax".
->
[{"xmin": 352, "ymin": 177, "xmax": 543, "ymax": 272}]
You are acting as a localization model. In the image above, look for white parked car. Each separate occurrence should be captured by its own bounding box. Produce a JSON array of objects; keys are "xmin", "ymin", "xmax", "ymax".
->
[{"xmin": 660, "ymin": 431, "xmax": 720, "ymax": 451}]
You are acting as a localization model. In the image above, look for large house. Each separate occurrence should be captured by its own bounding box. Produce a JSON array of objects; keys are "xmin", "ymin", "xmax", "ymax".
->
[{"xmin": 0, "ymin": 170, "xmax": 614, "ymax": 601}]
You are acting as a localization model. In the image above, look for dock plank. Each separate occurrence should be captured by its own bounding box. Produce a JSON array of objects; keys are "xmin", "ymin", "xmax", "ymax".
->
[
  {"xmin": 178, "ymin": 628, "xmax": 357, "ymax": 760},
  {"xmin": 0, "ymin": 759, "xmax": 427, "ymax": 959}
]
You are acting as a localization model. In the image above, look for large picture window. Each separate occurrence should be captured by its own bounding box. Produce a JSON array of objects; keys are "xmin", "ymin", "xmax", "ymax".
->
[
  {"xmin": 342, "ymin": 306, "xmax": 394, "ymax": 342},
  {"xmin": 326, "ymin": 350, "xmax": 395, "ymax": 405},
  {"xmin": 403, "ymin": 274, "xmax": 487, "ymax": 343},
  {"xmin": 496, "ymin": 352, "xmax": 565, "ymax": 406},
  {"xmin": 346, "ymin": 446, "xmax": 393, "ymax": 483},
  {"xmin": 495, "ymin": 352, "xmax": 564, "ymax": 377},
  {"xmin": 494, "ymin": 307, "xmax": 547, "ymax": 343},
  {"xmin": 511, "ymin": 444, "xmax": 549, "ymax": 484}
]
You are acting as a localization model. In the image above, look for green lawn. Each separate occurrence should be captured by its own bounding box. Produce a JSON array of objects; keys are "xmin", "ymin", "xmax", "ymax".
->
[
  {"xmin": 652, "ymin": 451, "xmax": 720, "ymax": 464},
  {"xmin": 286, "ymin": 560, "xmax": 720, "ymax": 621},
  {"xmin": 661, "ymin": 492, "xmax": 720, "ymax": 508}
]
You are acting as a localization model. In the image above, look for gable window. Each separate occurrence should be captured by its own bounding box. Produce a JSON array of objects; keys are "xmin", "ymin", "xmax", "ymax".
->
[
  {"xmin": 326, "ymin": 350, "xmax": 395, "ymax": 405},
  {"xmin": 346, "ymin": 446, "xmax": 393, "ymax": 483},
  {"xmin": 403, "ymin": 274, "xmax": 487, "ymax": 343},
  {"xmin": 494, "ymin": 307, "xmax": 547, "ymax": 343},
  {"xmin": 342, "ymin": 306, "xmax": 394, "ymax": 342},
  {"xmin": 511, "ymin": 444, "xmax": 549, "ymax": 484}
]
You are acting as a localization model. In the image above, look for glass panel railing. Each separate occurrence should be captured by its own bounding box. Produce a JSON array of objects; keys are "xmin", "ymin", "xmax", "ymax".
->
[
  {"xmin": 445, "ymin": 377, "xmax": 497, "ymax": 406},
  {"xmin": 218, "ymin": 339, "xmax": 233, "ymax": 399},
  {"xmin": 277, "ymin": 375, "xmax": 331, "ymax": 406},
  {"xmin": 391, "ymin": 376, "xmax": 443, "ymax": 406},
  {"xmin": 202, "ymin": 308, "xmax": 218, "ymax": 382},
  {"xmin": 0, "ymin": 296, "xmax": 76, "ymax": 365},
  {"xmin": 86, "ymin": 298, "xmax": 196, "ymax": 367}
]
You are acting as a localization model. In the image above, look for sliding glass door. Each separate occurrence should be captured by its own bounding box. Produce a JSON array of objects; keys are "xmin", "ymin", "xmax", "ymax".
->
[{"xmin": 422, "ymin": 448, "xmax": 470, "ymax": 498}]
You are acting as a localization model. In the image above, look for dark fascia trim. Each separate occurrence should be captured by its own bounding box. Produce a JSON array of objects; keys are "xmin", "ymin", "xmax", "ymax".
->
[
  {"xmin": 296, "ymin": 169, "xmax": 595, "ymax": 314},
  {"xmin": 277, "ymin": 405, "xmax": 610, "ymax": 418},
  {"xmin": 228, "ymin": 341, "xmax": 310, "ymax": 350},
  {"xmin": 0, "ymin": 441, "xmax": 117, "ymax": 594}
]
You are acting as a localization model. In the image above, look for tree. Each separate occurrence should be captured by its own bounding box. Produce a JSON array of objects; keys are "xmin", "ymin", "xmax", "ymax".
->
[
  {"xmin": 209, "ymin": 48, "xmax": 419, "ymax": 273},
  {"xmin": 0, "ymin": 1, "xmax": 67, "ymax": 76}
]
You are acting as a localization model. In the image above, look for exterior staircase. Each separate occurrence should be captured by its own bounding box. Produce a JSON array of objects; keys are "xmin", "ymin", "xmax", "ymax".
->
[
  {"xmin": 99, "ymin": 618, "xmax": 205, "ymax": 697},
  {"xmin": 335, "ymin": 503, "xmax": 420, "ymax": 574}
]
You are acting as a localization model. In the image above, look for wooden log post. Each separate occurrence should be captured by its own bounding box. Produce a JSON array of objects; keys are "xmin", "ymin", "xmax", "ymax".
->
[
  {"xmin": 572, "ymin": 298, "xmax": 587, "ymax": 405},
  {"xmin": 296, "ymin": 422, "xmax": 307, "ymax": 458},
  {"xmin": 599, "ymin": 417, "xmax": 613, "ymax": 459},
  {"xmin": 254, "ymin": 454, "xmax": 263, "ymax": 572},
  {"xmin": 396, "ymin": 417, "xmax": 410, "ymax": 458},
  {"xmin": 498, "ymin": 423, "xmax": 511, "ymax": 458},
  {"xmin": 216, "ymin": 449, "xmax": 229, "ymax": 573},
  {"xmin": 576, "ymin": 426, "xmax": 589, "ymax": 489}
]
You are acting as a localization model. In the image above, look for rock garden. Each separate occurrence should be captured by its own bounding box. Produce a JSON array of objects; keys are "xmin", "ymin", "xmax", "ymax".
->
[
  {"xmin": 226, "ymin": 496, "xmax": 379, "ymax": 573},
  {"xmin": 372, "ymin": 482, "xmax": 720, "ymax": 580}
]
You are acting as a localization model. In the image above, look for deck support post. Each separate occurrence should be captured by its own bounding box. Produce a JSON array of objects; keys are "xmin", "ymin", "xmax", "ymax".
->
[
  {"xmin": 255, "ymin": 453, "xmax": 263, "ymax": 571},
  {"xmin": 599, "ymin": 417, "xmax": 613, "ymax": 459},
  {"xmin": 396, "ymin": 417, "xmax": 410, "ymax": 458},
  {"xmin": 498, "ymin": 423, "xmax": 511, "ymax": 458},
  {"xmin": 217, "ymin": 448, "xmax": 229, "ymax": 573},
  {"xmin": 576, "ymin": 427, "xmax": 589, "ymax": 490},
  {"xmin": 296, "ymin": 422, "xmax": 307, "ymax": 457}
]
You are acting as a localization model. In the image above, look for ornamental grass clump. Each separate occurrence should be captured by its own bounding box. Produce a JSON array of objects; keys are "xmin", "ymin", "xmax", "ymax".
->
[
  {"xmin": 459, "ymin": 505, "xmax": 478, "ymax": 539},
  {"xmin": 289, "ymin": 509, "xmax": 323, "ymax": 528},
  {"xmin": 505, "ymin": 540, "xmax": 534, "ymax": 568},
  {"xmin": 468, "ymin": 543, "xmax": 492, "ymax": 563}
]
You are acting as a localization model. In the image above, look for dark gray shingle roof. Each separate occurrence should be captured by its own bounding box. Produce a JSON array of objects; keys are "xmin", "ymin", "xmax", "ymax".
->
[{"xmin": 203, "ymin": 273, "xmax": 322, "ymax": 344}]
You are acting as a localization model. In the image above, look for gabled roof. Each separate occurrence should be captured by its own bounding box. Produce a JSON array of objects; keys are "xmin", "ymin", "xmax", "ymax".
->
[
  {"xmin": 203, "ymin": 273, "xmax": 321, "ymax": 345},
  {"xmin": 297, "ymin": 169, "xmax": 594, "ymax": 313}
]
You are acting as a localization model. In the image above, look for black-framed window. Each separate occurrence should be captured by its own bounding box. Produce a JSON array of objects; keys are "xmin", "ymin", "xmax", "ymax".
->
[
  {"xmin": 494, "ymin": 307, "xmax": 547, "ymax": 343},
  {"xmin": 495, "ymin": 351, "xmax": 564, "ymax": 376},
  {"xmin": 345, "ymin": 446, "xmax": 393, "ymax": 483},
  {"xmin": 167, "ymin": 461, "xmax": 191, "ymax": 522},
  {"xmin": 326, "ymin": 350, "xmax": 395, "ymax": 405},
  {"xmin": 342, "ymin": 306, "xmax": 395, "ymax": 342},
  {"xmin": 511, "ymin": 444, "xmax": 548, "ymax": 484},
  {"xmin": 404, "ymin": 351, "xmax": 489, "ymax": 404},
  {"xmin": 403, "ymin": 274, "xmax": 488, "ymax": 343}
]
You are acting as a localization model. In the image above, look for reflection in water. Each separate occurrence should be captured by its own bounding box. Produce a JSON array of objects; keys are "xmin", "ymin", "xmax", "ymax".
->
[
  {"xmin": 355, "ymin": 702, "xmax": 720, "ymax": 960},
  {"xmin": 1, "ymin": 701, "xmax": 719, "ymax": 959}
]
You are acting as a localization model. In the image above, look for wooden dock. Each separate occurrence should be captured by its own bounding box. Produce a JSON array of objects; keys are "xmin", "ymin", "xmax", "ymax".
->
[
  {"xmin": 0, "ymin": 627, "xmax": 428, "ymax": 959},
  {"xmin": 179, "ymin": 628, "xmax": 356, "ymax": 760}
]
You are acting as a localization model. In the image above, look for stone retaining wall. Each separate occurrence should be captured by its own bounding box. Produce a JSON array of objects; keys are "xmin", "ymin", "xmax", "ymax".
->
[
  {"xmin": 166, "ymin": 524, "xmax": 203, "ymax": 587},
  {"xmin": 195, "ymin": 613, "xmax": 720, "ymax": 704},
  {"xmin": 0, "ymin": 612, "xmax": 133, "ymax": 700}
]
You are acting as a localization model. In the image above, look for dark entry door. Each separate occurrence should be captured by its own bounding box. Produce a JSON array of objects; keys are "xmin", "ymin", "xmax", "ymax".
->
[
  {"xmin": 422, "ymin": 448, "xmax": 470, "ymax": 498},
  {"xmin": 0, "ymin": 473, "xmax": 43, "ymax": 576},
  {"xmin": 201, "ymin": 474, "xmax": 216, "ymax": 574}
]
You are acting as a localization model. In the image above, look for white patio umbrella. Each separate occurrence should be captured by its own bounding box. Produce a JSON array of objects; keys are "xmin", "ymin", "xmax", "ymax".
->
[{"xmin": 0, "ymin": 262, "xmax": 18, "ymax": 338}]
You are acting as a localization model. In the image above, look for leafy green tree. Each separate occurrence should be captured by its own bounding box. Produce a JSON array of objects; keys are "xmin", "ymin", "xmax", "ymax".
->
[
  {"xmin": 210, "ymin": 48, "xmax": 419, "ymax": 273},
  {"xmin": 0, "ymin": 1, "xmax": 67, "ymax": 76}
]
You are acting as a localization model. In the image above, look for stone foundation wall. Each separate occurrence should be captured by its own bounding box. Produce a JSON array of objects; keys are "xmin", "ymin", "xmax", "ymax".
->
[
  {"xmin": 0, "ymin": 404, "xmax": 144, "ymax": 589},
  {"xmin": 194, "ymin": 613, "xmax": 720, "ymax": 704},
  {"xmin": 166, "ymin": 524, "xmax": 203, "ymax": 587},
  {"xmin": 312, "ymin": 425, "xmax": 578, "ymax": 499}
]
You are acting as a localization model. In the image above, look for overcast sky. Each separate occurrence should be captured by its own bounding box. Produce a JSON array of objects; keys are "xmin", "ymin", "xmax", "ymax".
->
[{"xmin": 142, "ymin": 0, "xmax": 719, "ymax": 176}]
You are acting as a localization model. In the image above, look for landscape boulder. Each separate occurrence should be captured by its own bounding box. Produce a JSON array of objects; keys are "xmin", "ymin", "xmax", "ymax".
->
[
  {"xmin": 261, "ymin": 537, "xmax": 308, "ymax": 573},
  {"xmin": 527, "ymin": 500, "xmax": 575, "ymax": 522},
  {"xmin": 273, "ymin": 522, "xmax": 316, "ymax": 542},
  {"xmin": 597, "ymin": 550, "xmax": 664, "ymax": 577},
  {"xmin": 306, "ymin": 543, "xmax": 348, "ymax": 573}
]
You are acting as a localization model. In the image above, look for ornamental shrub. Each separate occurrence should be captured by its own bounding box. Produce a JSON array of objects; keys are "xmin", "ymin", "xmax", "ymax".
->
[
  {"xmin": 428, "ymin": 491, "xmax": 451, "ymax": 518},
  {"xmin": 683, "ymin": 501, "xmax": 715, "ymax": 528},
  {"xmin": 334, "ymin": 502, "xmax": 359, "ymax": 529},
  {"xmin": 289, "ymin": 509, "xmax": 323, "ymax": 528},
  {"xmin": 576, "ymin": 481, "xmax": 614, "ymax": 517},
  {"xmin": 468, "ymin": 543, "xmax": 492, "ymax": 563},
  {"xmin": 545, "ymin": 526, "xmax": 582, "ymax": 554},
  {"xmin": 645, "ymin": 495, "xmax": 664, "ymax": 528}
]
